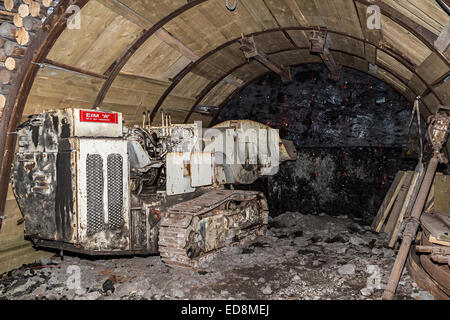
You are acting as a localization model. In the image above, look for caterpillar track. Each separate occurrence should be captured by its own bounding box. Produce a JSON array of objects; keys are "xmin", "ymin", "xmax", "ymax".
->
[{"xmin": 158, "ymin": 189, "xmax": 269, "ymax": 269}]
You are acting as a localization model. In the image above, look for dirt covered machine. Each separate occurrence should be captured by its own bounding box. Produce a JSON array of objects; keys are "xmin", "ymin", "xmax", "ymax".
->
[{"xmin": 11, "ymin": 108, "xmax": 296, "ymax": 268}]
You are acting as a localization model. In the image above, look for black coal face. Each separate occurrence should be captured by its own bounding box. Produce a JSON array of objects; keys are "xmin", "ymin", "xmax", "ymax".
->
[{"xmin": 217, "ymin": 65, "xmax": 423, "ymax": 224}]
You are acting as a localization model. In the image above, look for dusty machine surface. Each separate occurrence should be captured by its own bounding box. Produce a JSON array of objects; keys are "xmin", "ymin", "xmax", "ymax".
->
[{"xmin": 11, "ymin": 108, "xmax": 296, "ymax": 268}]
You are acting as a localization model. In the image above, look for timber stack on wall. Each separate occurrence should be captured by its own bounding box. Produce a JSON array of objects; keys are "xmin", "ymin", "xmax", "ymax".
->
[
  {"xmin": 0, "ymin": 0, "xmax": 53, "ymax": 117},
  {"xmin": 0, "ymin": 0, "xmax": 54, "ymax": 274}
]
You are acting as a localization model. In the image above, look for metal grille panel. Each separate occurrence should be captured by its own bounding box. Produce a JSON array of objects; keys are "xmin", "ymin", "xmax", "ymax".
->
[
  {"xmin": 107, "ymin": 154, "xmax": 124, "ymax": 229},
  {"xmin": 86, "ymin": 154, "xmax": 104, "ymax": 234}
]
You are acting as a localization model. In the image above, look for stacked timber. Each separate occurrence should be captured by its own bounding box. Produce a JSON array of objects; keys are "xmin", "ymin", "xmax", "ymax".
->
[{"xmin": 0, "ymin": 0, "xmax": 53, "ymax": 117}]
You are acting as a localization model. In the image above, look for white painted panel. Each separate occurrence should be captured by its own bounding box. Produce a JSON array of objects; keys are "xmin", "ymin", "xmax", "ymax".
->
[
  {"xmin": 190, "ymin": 152, "xmax": 213, "ymax": 187},
  {"xmin": 77, "ymin": 138, "xmax": 130, "ymax": 249},
  {"xmin": 166, "ymin": 152, "xmax": 195, "ymax": 196}
]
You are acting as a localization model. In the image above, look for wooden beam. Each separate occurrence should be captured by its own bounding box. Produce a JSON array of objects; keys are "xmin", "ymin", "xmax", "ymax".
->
[
  {"xmin": 203, "ymin": 43, "xmax": 422, "ymax": 126},
  {"xmin": 41, "ymin": 58, "xmax": 108, "ymax": 79},
  {"xmin": 93, "ymin": 0, "xmax": 449, "ymax": 116},
  {"xmin": 183, "ymin": 62, "xmax": 250, "ymax": 123},
  {"xmin": 95, "ymin": 0, "xmax": 243, "ymax": 86},
  {"xmin": 1, "ymin": 0, "xmax": 449, "ymax": 234},
  {"xmin": 0, "ymin": 0, "xmax": 91, "ymax": 231},
  {"xmin": 153, "ymin": 26, "xmax": 443, "ymax": 124},
  {"xmin": 209, "ymin": 60, "xmax": 424, "ymax": 128},
  {"xmin": 98, "ymin": 0, "xmax": 201, "ymax": 75},
  {"xmin": 94, "ymin": 0, "xmax": 242, "ymax": 109},
  {"xmin": 309, "ymin": 29, "xmax": 342, "ymax": 81},
  {"xmin": 98, "ymin": 0, "xmax": 244, "ymax": 85},
  {"xmin": 261, "ymin": 0, "xmax": 297, "ymax": 48},
  {"xmin": 92, "ymin": 0, "xmax": 208, "ymax": 110},
  {"xmin": 239, "ymin": 35, "xmax": 292, "ymax": 83},
  {"xmin": 0, "ymin": 44, "xmax": 105, "ymax": 79},
  {"xmin": 222, "ymin": 76, "xmax": 243, "ymax": 88},
  {"xmin": 356, "ymin": 0, "xmax": 447, "ymax": 65}
]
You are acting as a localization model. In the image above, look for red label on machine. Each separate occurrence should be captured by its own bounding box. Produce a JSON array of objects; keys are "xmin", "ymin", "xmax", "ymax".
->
[{"xmin": 79, "ymin": 110, "xmax": 118, "ymax": 124}]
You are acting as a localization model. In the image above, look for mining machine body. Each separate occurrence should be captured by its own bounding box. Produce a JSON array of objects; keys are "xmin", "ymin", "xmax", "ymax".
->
[{"xmin": 11, "ymin": 108, "xmax": 296, "ymax": 268}]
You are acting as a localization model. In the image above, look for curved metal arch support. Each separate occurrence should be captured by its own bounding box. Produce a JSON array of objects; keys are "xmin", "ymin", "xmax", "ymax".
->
[
  {"xmin": 0, "ymin": 0, "xmax": 90, "ymax": 224},
  {"xmin": 92, "ymin": 0, "xmax": 208, "ymax": 109},
  {"xmin": 90, "ymin": 0, "xmax": 449, "ymax": 121},
  {"xmin": 182, "ymin": 60, "xmax": 270, "ymax": 123},
  {"xmin": 208, "ymin": 61, "xmax": 425, "ymax": 127},
  {"xmin": 157, "ymin": 26, "xmax": 444, "ymax": 125},
  {"xmin": 184, "ymin": 45, "xmax": 428, "ymax": 123}
]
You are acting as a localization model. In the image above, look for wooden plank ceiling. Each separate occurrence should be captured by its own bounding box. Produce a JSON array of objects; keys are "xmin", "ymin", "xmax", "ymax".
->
[{"xmin": 23, "ymin": 0, "xmax": 449, "ymax": 132}]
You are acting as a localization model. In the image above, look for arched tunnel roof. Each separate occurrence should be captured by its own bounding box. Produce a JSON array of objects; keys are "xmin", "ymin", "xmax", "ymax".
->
[
  {"xmin": 0, "ymin": 0, "xmax": 449, "ymax": 167},
  {"xmin": 19, "ymin": 0, "xmax": 450, "ymax": 124}
]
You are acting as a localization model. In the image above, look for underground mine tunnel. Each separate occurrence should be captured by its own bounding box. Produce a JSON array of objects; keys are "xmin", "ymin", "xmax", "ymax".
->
[{"xmin": 0, "ymin": 0, "xmax": 449, "ymax": 302}]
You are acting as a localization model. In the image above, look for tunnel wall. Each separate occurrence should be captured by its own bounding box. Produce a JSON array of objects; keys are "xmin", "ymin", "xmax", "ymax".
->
[{"xmin": 218, "ymin": 65, "xmax": 423, "ymax": 223}]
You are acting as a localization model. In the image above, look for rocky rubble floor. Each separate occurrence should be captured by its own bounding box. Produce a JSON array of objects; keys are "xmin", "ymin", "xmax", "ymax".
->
[{"xmin": 0, "ymin": 212, "xmax": 433, "ymax": 300}]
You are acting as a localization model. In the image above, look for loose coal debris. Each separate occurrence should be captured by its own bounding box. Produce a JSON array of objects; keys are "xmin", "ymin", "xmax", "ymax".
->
[
  {"xmin": 0, "ymin": 212, "xmax": 428, "ymax": 300},
  {"xmin": 102, "ymin": 279, "xmax": 115, "ymax": 294}
]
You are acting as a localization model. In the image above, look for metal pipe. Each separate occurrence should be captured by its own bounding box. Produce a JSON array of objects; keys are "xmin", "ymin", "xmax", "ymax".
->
[{"xmin": 382, "ymin": 155, "xmax": 440, "ymax": 300}]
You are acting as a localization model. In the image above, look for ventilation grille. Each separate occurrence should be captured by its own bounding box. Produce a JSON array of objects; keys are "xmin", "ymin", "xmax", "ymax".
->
[
  {"xmin": 86, "ymin": 154, "xmax": 104, "ymax": 234},
  {"xmin": 107, "ymin": 154, "xmax": 124, "ymax": 229}
]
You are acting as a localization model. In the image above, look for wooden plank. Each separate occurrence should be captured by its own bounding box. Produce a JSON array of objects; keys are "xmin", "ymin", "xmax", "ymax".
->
[
  {"xmin": 424, "ymin": 176, "xmax": 436, "ymax": 214},
  {"xmin": 429, "ymin": 236, "xmax": 450, "ymax": 247},
  {"xmin": 434, "ymin": 80, "xmax": 450, "ymax": 111},
  {"xmin": 422, "ymin": 213, "xmax": 450, "ymax": 244},
  {"xmin": 240, "ymin": 0, "xmax": 279, "ymax": 29},
  {"xmin": 415, "ymin": 53, "xmax": 449, "ymax": 85},
  {"xmin": 389, "ymin": 170, "xmax": 421, "ymax": 247},
  {"xmin": 384, "ymin": 171, "xmax": 414, "ymax": 237},
  {"xmin": 355, "ymin": 2, "xmax": 383, "ymax": 46},
  {"xmin": 371, "ymin": 171, "xmax": 407, "ymax": 232},
  {"xmin": 118, "ymin": 0, "xmax": 186, "ymax": 23},
  {"xmin": 200, "ymin": 80, "xmax": 236, "ymax": 106},
  {"xmin": 377, "ymin": 68, "xmax": 408, "ymax": 94},
  {"xmin": 435, "ymin": 175, "xmax": 450, "ymax": 214},
  {"xmin": 381, "ymin": 16, "xmax": 432, "ymax": 67},
  {"xmin": 47, "ymin": 1, "xmax": 142, "ymax": 73},
  {"xmin": 96, "ymin": 0, "xmax": 203, "ymax": 63},
  {"xmin": 383, "ymin": 0, "xmax": 446, "ymax": 35},
  {"xmin": 124, "ymin": 37, "xmax": 184, "ymax": 81},
  {"xmin": 377, "ymin": 49, "xmax": 414, "ymax": 82}
]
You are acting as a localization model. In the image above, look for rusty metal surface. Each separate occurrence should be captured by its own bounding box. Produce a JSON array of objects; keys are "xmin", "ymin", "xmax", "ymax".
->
[
  {"xmin": 239, "ymin": 35, "xmax": 292, "ymax": 83},
  {"xmin": 419, "ymin": 236, "xmax": 450, "ymax": 291},
  {"xmin": 10, "ymin": 108, "xmax": 285, "ymax": 265},
  {"xmin": 406, "ymin": 245, "xmax": 450, "ymax": 300},
  {"xmin": 158, "ymin": 190, "xmax": 268, "ymax": 268},
  {"xmin": 416, "ymin": 245, "xmax": 450, "ymax": 255},
  {"xmin": 383, "ymin": 111, "xmax": 450, "ymax": 300},
  {"xmin": 12, "ymin": 110, "xmax": 76, "ymax": 243},
  {"xmin": 309, "ymin": 28, "xmax": 341, "ymax": 81}
]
